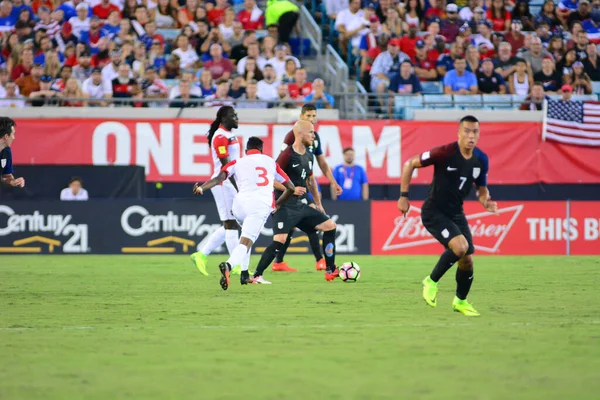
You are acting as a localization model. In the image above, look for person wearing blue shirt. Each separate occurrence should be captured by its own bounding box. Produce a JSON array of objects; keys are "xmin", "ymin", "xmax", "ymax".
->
[
  {"xmin": 443, "ymin": 57, "xmax": 478, "ymax": 94},
  {"xmin": 0, "ymin": 1, "xmax": 17, "ymax": 30},
  {"xmin": 389, "ymin": 60, "xmax": 423, "ymax": 94},
  {"xmin": 304, "ymin": 78, "xmax": 335, "ymax": 109},
  {"xmin": 0, "ymin": 117, "xmax": 25, "ymax": 188},
  {"xmin": 332, "ymin": 147, "xmax": 369, "ymax": 201}
]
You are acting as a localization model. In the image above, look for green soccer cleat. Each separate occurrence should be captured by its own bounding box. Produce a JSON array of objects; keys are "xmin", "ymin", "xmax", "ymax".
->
[
  {"xmin": 230, "ymin": 265, "xmax": 254, "ymax": 276},
  {"xmin": 422, "ymin": 276, "xmax": 438, "ymax": 307},
  {"xmin": 452, "ymin": 297, "xmax": 480, "ymax": 317},
  {"xmin": 190, "ymin": 252, "xmax": 209, "ymax": 276}
]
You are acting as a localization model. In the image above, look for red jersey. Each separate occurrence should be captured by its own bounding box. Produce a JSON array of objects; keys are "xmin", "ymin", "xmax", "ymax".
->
[
  {"xmin": 11, "ymin": 64, "xmax": 31, "ymax": 81},
  {"xmin": 207, "ymin": 7, "xmax": 226, "ymax": 27},
  {"xmin": 288, "ymin": 82, "xmax": 312, "ymax": 99},
  {"xmin": 413, "ymin": 55, "xmax": 437, "ymax": 81},
  {"xmin": 204, "ymin": 58, "xmax": 233, "ymax": 80},
  {"xmin": 486, "ymin": 9, "xmax": 510, "ymax": 32},
  {"xmin": 237, "ymin": 9, "xmax": 264, "ymax": 30},
  {"xmin": 93, "ymin": 3, "xmax": 121, "ymax": 19}
]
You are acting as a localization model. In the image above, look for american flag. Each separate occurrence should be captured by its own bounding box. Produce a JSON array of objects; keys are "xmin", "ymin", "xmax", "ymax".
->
[{"xmin": 544, "ymin": 99, "xmax": 600, "ymax": 146}]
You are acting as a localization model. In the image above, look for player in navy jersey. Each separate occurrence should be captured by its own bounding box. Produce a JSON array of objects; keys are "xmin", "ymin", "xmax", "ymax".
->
[
  {"xmin": 398, "ymin": 115, "xmax": 498, "ymax": 316},
  {"xmin": 252, "ymin": 120, "xmax": 340, "ymax": 282},
  {"xmin": 272, "ymin": 103, "xmax": 343, "ymax": 273},
  {"xmin": 0, "ymin": 118, "xmax": 25, "ymax": 189}
]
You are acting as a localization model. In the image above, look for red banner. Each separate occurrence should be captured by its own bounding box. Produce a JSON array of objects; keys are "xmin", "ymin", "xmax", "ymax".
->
[
  {"xmin": 371, "ymin": 201, "xmax": 600, "ymax": 255},
  {"xmin": 11, "ymin": 119, "xmax": 600, "ymax": 184}
]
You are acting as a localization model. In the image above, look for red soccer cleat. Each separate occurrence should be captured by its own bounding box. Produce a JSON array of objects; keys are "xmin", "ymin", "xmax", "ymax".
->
[
  {"xmin": 315, "ymin": 259, "xmax": 326, "ymax": 271},
  {"xmin": 325, "ymin": 268, "xmax": 339, "ymax": 281},
  {"xmin": 272, "ymin": 262, "xmax": 298, "ymax": 272}
]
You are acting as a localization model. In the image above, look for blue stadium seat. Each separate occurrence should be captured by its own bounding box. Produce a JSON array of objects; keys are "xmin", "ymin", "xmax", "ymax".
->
[
  {"xmin": 572, "ymin": 94, "xmax": 599, "ymax": 101},
  {"xmin": 163, "ymin": 79, "xmax": 179, "ymax": 88},
  {"xmin": 156, "ymin": 29, "xmax": 180, "ymax": 40},
  {"xmin": 453, "ymin": 94, "xmax": 483, "ymax": 109},
  {"xmin": 511, "ymin": 94, "xmax": 528, "ymax": 108},
  {"xmin": 394, "ymin": 95, "xmax": 423, "ymax": 119},
  {"xmin": 592, "ymin": 81, "xmax": 600, "ymax": 94},
  {"xmin": 423, "ymin": 94, "xmax": 453, "ymax": 108},
  {"xmin": 483, "ymin": 94, "xmax": 513, "ymax": 109},
  {"xmin": 421, "ymin": 81, "xmax": 443, "ymax": 94}
]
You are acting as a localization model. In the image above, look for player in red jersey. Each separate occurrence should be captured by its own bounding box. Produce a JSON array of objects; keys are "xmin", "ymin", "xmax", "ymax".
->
[
  {"xmin": 398, "ymin": 115, "xmax": 498, "ymax": 316},
  {"xmin": 271, "ymin": 103, "xmax": 343, "ymax": 273}
]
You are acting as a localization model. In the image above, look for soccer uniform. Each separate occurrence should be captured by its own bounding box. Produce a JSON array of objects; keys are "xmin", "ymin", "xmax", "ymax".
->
[
  {"xmin": 221, "ymin": 150, "xmax": 290, "ymax": 242},
  {"xmin": 272, "ymin": 146, "xmax": 329, "ymax": 234},
  {"xmin": 210, "ymin": 127, "xmax": 242, "ymax": 221},
  {"xmin": 281, "ymin": 129, "xmax": 322, "ymax": 204},
  {"xmin": 0, "ymin": 147, "xmax": 13, "ymax": 177},
  {"xmin": 419, "ymin": 142, "xmax": 489, "ymax": 255}
]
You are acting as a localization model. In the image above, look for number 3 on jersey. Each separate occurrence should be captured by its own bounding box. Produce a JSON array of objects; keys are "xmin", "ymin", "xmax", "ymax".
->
[{"xmin": 256, "ymin": 167, "xmax": 269, "ymax": 187}]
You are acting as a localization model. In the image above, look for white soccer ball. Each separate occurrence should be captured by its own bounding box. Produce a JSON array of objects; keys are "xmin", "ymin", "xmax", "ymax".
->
[{"xmin": 339, "ymin": 262, "xmax": 361, "ymax": 282}]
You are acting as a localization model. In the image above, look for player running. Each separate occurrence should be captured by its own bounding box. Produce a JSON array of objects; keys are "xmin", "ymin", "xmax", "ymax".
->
[
  {"xmin": 272, "ymin": 103, "xmax": 343, "ymax": 273},
  {"xmin": 253, "ymin": 120, "xmax": 340, "ymax": 282},
  {"xmin": 398, "ymin": 115, "xmax": 498, "ymax": 317},
  {"xmin": 190, "ymin": 106, "xmax": 242, "ymax": 276},
  {"xmin": 0, "ymin": 117, "xmax": 25, "ymax": 188},
  {"xmin": 193, "ymin": 137, "xmax": 296, "ymax": 290}
]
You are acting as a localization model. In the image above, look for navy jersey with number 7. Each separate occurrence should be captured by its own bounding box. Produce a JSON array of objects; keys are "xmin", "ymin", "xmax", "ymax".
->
[{"xmin": 0, "ymin": 147, "xmax": 13, "ymax": 176}]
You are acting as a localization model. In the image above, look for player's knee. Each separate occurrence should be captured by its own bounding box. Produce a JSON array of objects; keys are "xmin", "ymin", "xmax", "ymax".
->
[
  {"xmin": 450, "ymin": 237, "xmax": 469, "ymax": 258},
  {"xmin": 273, "ymin": 234, "xmax": 288, "ymax": 244},
  {"xmin": 318, "ymin": 219, "xmax": 336, "ymax": 232},
  {"xmin": 458, "ymin": 255, "xmax": 473, "ymax": 271},
  {"xmin": 239, "ymin": 236, "xmax": 253, "ymax": 249}
]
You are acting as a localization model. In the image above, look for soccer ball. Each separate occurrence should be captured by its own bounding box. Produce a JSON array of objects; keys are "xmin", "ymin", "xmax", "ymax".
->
[{"xmin": 339, "ymin": 262, "xmax": 361, "ymax": 282}]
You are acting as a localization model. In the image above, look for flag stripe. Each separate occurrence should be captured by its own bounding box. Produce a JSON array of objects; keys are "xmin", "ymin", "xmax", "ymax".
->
[{"xmin": 545, "ymin": 99, "xmax": 600, "ymax": 147}]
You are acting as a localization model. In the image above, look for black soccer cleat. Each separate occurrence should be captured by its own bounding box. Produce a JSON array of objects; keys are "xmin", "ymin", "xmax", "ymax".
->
[
  {"xmin": 240, "ymin": 270, "xmax": 250, "ymax": 285},
  {"xmin": 219, "ymin": 262, "xmax": 231, "ymax": 291}
]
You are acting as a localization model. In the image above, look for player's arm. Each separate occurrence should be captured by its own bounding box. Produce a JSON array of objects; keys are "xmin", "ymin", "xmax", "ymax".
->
[
  {"xmin": 193, "ymin": 161, "xmax": 235, "ymax": 195},
  {"xmin": 474, "ymin": 153, "xmax": 498, "ymax": 214},
  {"xmin": 274, "ymin": 164, "xmax": 296, "ymax": 209},
  {"xmin": 307, "ymin": 174, "xmax": 325, "ymax": 214},
  {"xmin": 1, "ymin": 174, "xmax": 25, "ymax": 187},
  {"xmin": 316, "ymin": 154, "xmax": 342, "ymax": 196},
  {"xmin": 274, "ymin": 180, "xmax": 305, "ymax": 196}
]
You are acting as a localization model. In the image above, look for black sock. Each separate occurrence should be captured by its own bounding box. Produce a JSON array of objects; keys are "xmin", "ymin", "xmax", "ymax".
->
[
  {"xmin": 430, "ymin": 249, "xmax": 460, "ymax": 282},
  {"xmin": 275, "ymin": 231, "xmax": 293, "ymax": 263},
  {"xmin": 322, "ymin": 229, "xmax": 336, "ymax": 272},
  {"xmin": 309, "ymin": 232, "xmax": 323, "ymax": 261},
  {"xmin": 254, "ymin": 241, "xmax": 284, "ymax": 277},
  {"xmin": 456, "ymin": 267, "xmax": 474, "ymax": 300}
]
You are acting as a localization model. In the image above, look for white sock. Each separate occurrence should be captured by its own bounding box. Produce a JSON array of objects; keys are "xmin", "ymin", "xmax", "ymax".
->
[
  {"xmin": 201, "ymin": 226, "xmax": 226, "ymax": 255},
  {"xmin": 227, "ymin": 244, "xmax": 248, "ymax": 269},
  {"xmin": 241, "ymin": 249, "xmax": 251, "ymax": 272},
  {"xmin": 225, "ymin": 229, "xmax": 239, "ymax": 255}
]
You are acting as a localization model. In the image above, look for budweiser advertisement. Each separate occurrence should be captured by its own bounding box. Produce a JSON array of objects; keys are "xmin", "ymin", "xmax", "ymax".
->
[
  {"xmin": 11, "ymin": 119, "xmax": 600, "ymax": 184},
  {"xmin": 371, "ymin": 201, "xmax": 600, "ymax": 255}
]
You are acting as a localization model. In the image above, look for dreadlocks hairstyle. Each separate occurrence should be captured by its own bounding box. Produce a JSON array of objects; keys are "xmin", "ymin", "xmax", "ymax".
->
[{"xmin": 207, "ymin": 106, "xmax": 235, "ymax": 145}]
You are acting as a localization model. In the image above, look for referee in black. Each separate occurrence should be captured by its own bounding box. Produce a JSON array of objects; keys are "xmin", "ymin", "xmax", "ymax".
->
[{"xmin": 0, "ymin": 117, "xmax": 25, "ymax": 188}]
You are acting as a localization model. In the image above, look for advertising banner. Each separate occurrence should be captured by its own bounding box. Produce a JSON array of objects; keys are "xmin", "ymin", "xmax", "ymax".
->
[
  {"xmin": 0, "ymin": 200, "xmax": 370, "ymax": 255},
  {"xmin": 371, "ymin": 200, "xmax": 600, "ymax": 255},
  {"xmin": 11, "ymin": 119, "xmax": 600, "ymax": 184}
]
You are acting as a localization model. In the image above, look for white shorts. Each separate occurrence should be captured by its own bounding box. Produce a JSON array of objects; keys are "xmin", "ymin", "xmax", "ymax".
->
[
  {"xmin": 210, "ymin": 180, "xmax": 237, "ymax": 221},
  {"xmin": 232, "ymin": 196, "xmax": 272, "ymax": 242}
]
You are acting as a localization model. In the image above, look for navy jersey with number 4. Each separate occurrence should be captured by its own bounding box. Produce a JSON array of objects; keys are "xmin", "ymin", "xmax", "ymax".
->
[
  {"xmin": 275, "ymin": 145, "xmax": 314, "ymax": 206},
  {"xmin": 420, "ymin": 142, "xmax": 489, "ymax": 215},
  {"xmin": 0, "ymin": 147, "xmax": 13, "ymax": 176}
]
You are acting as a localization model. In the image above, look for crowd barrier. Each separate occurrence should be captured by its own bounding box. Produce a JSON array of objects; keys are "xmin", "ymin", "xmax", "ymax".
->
[{"xmin": 1, "ymin": 200, "xmax": 598, "ymax": 256}]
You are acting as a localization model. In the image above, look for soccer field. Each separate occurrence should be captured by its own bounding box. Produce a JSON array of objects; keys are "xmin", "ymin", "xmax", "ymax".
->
[{"xmin": 1, "ymin": 255, "xmax": 599, "ymax": 400}]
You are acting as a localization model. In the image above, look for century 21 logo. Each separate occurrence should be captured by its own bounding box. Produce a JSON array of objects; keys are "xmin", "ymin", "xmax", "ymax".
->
[{"xmin": 0, "ymin": 205, "xmax": 89, "ymax": 253}]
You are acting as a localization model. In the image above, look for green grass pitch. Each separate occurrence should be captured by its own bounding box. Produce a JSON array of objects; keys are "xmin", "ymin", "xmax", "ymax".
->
[{"xmin": 1, "ymin": 255, "xmax": 600, "ymax": 400}]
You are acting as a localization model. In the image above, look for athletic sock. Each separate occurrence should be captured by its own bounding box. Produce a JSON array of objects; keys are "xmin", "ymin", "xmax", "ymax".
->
[
  {"xmin": 430, "ymin": 249, "xmax": 460, "ymax": 283},
  {"xmin": 322, "ymin": 229, "xmax": 336, "ymax": 272},
  {"xmin": 225, "ymin": 229, "xmax": 239, "ymax": 255},
  {"xmin": 201, "ymin": 226, "xmax": 226, "ymax": 255},
  {"xmin": 241, "ymin": 248, "xmax": 251, "ymax": 272},
  {"xmin": 275, "ymin": 231, "xmax": 293, "ymax": 263},
  {"xmin": 227, "ymin": 244, "xmax": 248, "ymax": 270},
  {"xmin": 455, "ymin": 268, "xmax": 474, "ymax": 300},
  {"xmin": 308, "ymin": 231, "xmax": 323, "ymax": 262},
  {"xmin": 253, "ymin": 241, "xmax": 284, "ymax": 277}
]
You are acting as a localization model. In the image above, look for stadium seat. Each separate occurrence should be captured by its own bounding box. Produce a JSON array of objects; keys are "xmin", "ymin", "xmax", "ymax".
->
[
  {"xmin": 592, "ymin": 81, "xmax": 600, "ymax": 94},
  {"xmin": 394, "ymin": 95, "xmax": 423, "ymax": 119},
  {"xmin": 572, "ymin": 94, "xmax": 599, "ymax": 101},
  {"xmin": 548, "ymin": 95, "xmax": 562, "ymax": 101},
  {"xmin": 421, "ymin": 81, "xmax": 443, "ymax": 94},
  {"xmin": 483, "ymin": 94, "xmax": 513, "ymax": 109},
  {"xmin": 511, "ymin": 94, "xmax": 528, "ymax": 108},
  {"xmin": 453, "ymin": 94, "xmax": 483, "ymax": 109},
  {"xmin": 423, "ymin": 94, "xmax": 453, "ymax": 108}
]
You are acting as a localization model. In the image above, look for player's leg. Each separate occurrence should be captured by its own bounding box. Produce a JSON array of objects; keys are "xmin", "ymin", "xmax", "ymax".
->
[
  {"xmin": 308, "ymin": 203, "xmax": 325, "ymax": 270},
  {"xmin": 297, "ymin": 207, "xmax": 338, "ymax": 280},
  {"xmin": 252, "ymin": 207, "xmax": 298, "ymax": 279},
  {"xmin": 451, "ymin": 217, "xmax": 479, "ymax": 316},
  {"xmin": 272, "ymin": 228, "xmax": 298, "ymax": 272}
]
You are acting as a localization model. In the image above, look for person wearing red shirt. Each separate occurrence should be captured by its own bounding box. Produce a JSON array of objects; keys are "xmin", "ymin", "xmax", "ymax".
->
[
  {"xmin": 237, "ymin": 0, "xmax": 264, "ymax": 30},
  {"xmin": 93, "ymin": 0, "xmax": 121, "ymax": 20},
  {"xmin": 32, "ymin": 0, "xmax": 53, "ymax": 14},
  {"xmin": 11, "ymin": 48, "xmax": 34, "ymax": 81},
  {"xmin": 203, "ymin": 44, "xmax": 233, "ymax": 80},
  {"xmin": 288, "ymin": 67, "xmax": 312, "ymax": 98},
  {"xmin": 207, "ymin": 0, "xmax": 229, "ymax": 27},
  {"xmin": 413, "ymin": 39, "xmax": 438, "ymax": 81},
  {"xmin": 487, "ymin": 0, "xmax": 511, "ymax": 32},
  {"xmin": 428, "ymin": 35, "xmax": 449, "ymax": 61},
  {"xmin": 399, "ymin": 23, "xmax": 420, "ymax": 60}
]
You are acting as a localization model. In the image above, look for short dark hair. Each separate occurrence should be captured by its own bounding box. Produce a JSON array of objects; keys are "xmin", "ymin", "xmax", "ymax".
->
[
  {"xmin": 343, "ymin": 147, "xmax": 354, "ymax": 153},
  {"xmin": 301, "ymin": 103, "xmax": 317, "ymax": 114},
  {"xmin": 0, "ymin": 117, "xmax": 16, "ymax": 137},
  {"xmin": 533, "ymin": 81, "xmax": 544, "ymax": 88},
  {"xmin": 69, "ymin": 176, "xmax": 83, "ymax": 185},
  {"xmin": 460, "ymin": 115, "xmax": 479, "ymax": 125},
  {"xmin": 246, "ymin": 136, "xmax": 263, "ymax": 152}
]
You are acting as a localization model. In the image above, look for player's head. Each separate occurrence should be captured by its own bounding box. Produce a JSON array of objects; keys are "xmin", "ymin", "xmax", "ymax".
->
[
  {"xmin": 300, "ymin": 103, "xmax": 317, "ymax": 124},
  {"xmin": 0, "ymin": 117, "xmax": 16, "ymax": 147},
  {"xmin": 293, "ymin": 119, "xmax": 315, "ymax": 147},
  {"xmin": 458, "ymin": 115, "xmax": 480, "ymax": 150},
  {"xmin": 246, "ymin": 136, "xmax": 263, "ymax": 153},
  {"xmin": 207, "ymin": 106, "xmax": 238, "ymax": 144}
]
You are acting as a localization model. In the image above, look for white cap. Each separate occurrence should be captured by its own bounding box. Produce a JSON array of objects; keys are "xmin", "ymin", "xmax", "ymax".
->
[
  {"xmin": 76, "ymin": 3, "xmax": 88, "ymax": 10},
  {"xmin": 446, "ymin": 3, "xmax": 458, "ymax": 12}
]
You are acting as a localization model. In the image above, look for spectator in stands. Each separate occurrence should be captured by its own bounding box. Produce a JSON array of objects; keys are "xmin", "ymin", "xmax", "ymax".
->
[
  {"xmin": 274, "ymin": 83, "xmax": 296, "ymax": 108},
  {"xmin": 413, "ymin": 39, "xmax": 438, "ymax": 81},
  {"xmin": 512, "ymin": 3, "xmax": 534, "ymax": 31},
  {"xmin": 325, "ymin": 0, "xmax": 349, "ymax": 21},
  {"xmin": 459, "ymin": 0, "xmax": 477, "ymax": 22},
  {"xmin": 561, "ymin": 84, "xmax": 573, "ymax": 101},
  {"xmin": 207, "ymin": 0, "xmax": 229, "ymax": 27},
  {"xmin": 11, "ymin": 48, "xmax": 34, "ymax": 81},
  {"xmin": 141, "ymin": 67, "xmax": 168, "ymax": 106},
  {"xmin": 361, "ymin": 33, "xmax": 389, "ymax": 88},
  {"xmin": 282, "ymin": 59, "xmax": 297, "ymax": 83},
  {"xmin": 443, "ymin": 57, "xmax": 478, "ymax": 94},
  {"xmin": 331, "ymin": 148, "xmax": 368, "ymax": 201},
  {"xmin": 69, "ymin": 4, "xmax": 90, "ymax": 41},
  {"xmin": 505, "ymin": 20, "xmax": 525, "ymax": 53},
  {"xmin": 240, "ymin": 57, "xmax": 264, "ymax": 86},
  {"xmin": 80, "ymin": 15, "xmax": 104, "ymax": 51},
  {"xmin": 103, "ymin": 50, "xmax": 124, "ymax": 82},
  {"xmin": 0, "ymin": 70, "xmax": 11, "ymax": 95},
  {"xmin": 486, "ymin": 0, "xmax": 511, "ymax": 32},
  {"xmin": 473, "ymin": 20, "xmax": 494, "ymax": 51},
  {"xmin": 198, "ymin": 27, "xmax": 232, "ymax": 56},
  {"xmin": 304, "ymin": 78, "xmax": 334, "ymax": 109},
  {"xmin": 71, "ymin": 49, "xmax": 93, "ymax": 82},
  {"xmin": 230, "ymin": 30, "xmax": 255, "ymax": 63},
  {"xmin": 83, "ymin": 67, "xmax": 112, "ymax": 106},
  {"xmin": 111, "ymin": 63, "xmax": 140, "ymax": 106},
  {"xmin": 518, "ymin": 37, "xmax": 551, "ymax": 74},
  {"xmin": 0, "ymin": 81, "xmax": 25, "ymax": 108},
  {"xmin": 288, "ymin": 67, "xmax": 312, "ymax": 99},
  {"xmin": 441, "ymin": 4, "xmax": 463, "ymax": 43},
  {"xmin": 155, "ymin": 0, "xmax": 177, "ymax": 28},
  {"xmin": 399, "ymin": 22, "xmax": 419, "ymax": 60},
  {"xmin": 403, "ymin": 0, "xmax": 424, "ymax": 31},
  {"xmin": 29, "ymin": 74, "xmax": 60, "ymax": 106},
  {"xmin": 237, "ymin": 42, "xmax": 267, "ymax": 74},
  {"xmin": 572, "ymin": 31, "xmax": 589, "ymax": 61},
  {"xmin": 61, "ymin": 78, "xmax": 85, "ymax": 107},
  {"xmin": 268, "ymin": 44, "xmax": 300, "ymax": 80},
  {"xmin": 568, "ymin": 0, "xmax": 592, "ymax": 27},
  {"xmin": 335, "ymin": 0, "xmax": 369, "ymax": 57},
  {"xmin": 257, "ymin": 64, "xmax": 279, "ymax": 100},
  {"xmin": 218, "ymin": 8, "xmax": 236, "ymax": 42},
  {"xmin": 101, "ymin": 10, "xmax": 121, "ymax": 40},
  {"xmin": 388, "ymin": 60, "xmax": 422, "ymax": 94},
  {"xmin": 508, "ymin": 58, "xmax": 533, "ymax": 95},
  {"xmin": 169, "ymin": 70, "xmax": 200, "ymax": 99},
  {"xmin": 236, "ymin": 79, "xmax": 268, "ymax": 108},
  {"xmin": 465, "ymin": 45, "xmax": 481, "ymax": 74},
  {"xmin": 260, "ymin": 35, "xmax": 276, "ymax": 60},
  {"xmin": 123, "ymin": 0, "xmax": 139, "ymax": 21},
  {"xmin": 436, "ymin": 42, "xmax": 464, "ymax": 78},
  {"xmin": 52, "ymin": 65, "xmax": 72, "ymax": 92},
  {"xmin": 478, "ymin": 58, "xmax": 507, "ymax": 94},
  {"xmin": 548, "ymin": 36, "xmax": 565, "ymax": 64},
  {"xmin": 205, "ymin": 78, "xmax": 235, "ymax": 107},
  {"xmin": 584, "ymin": 42, "xmax": 600, "ymax": 80},
  {"xmin": 15, "ymin": 62, "xmax": 43, "ymax": 96},
  {"xmin": 228, "ymin": 74, "xmax": 246, "ymax": 99},
  {"xmin": 384, "ymin": 7, "xmax": 403, "ymax": 38},
  {"xmin": 197, "ymin": 68, "xmax": 217, "ymax": 97},
  {"xmin": 377, "ymin": 0, "xmax": 395, "ymax": 23},
  {"xmin": 238, "ymin": 0, "xmax": 264, "ymax": 30},
  {"xmin": 558, "ymin": 48, "xmax": 577, "ymax": 72},
  {"xmin": 370, "ymin": 38, "xmax": 410, "ymax": 93},
  {"xmin": 573, "ymin": 61, "xmax": 593, "ymax": 94},
  {"xmin": 172, "ymin": 34, "xmax": 199, "ymax": 70},
  {"xmin": 538, "ymin": 0, "xmax": 560, "ymax": 29},
  {"xmin": 170, "ymin": 80, "xmax": 201, "ymax": 108},
  {"xmin": 0, "ymin": 1, "xmax": 15, "ymax": 30},
  {"xmin": 534, "ymin": 56, "xmax": 561, "ymax": 93},
  {"xmin": 265, "ymin": 0, "xmax": 299, "ymax": 43},
  {"xmin": 93, "ymin": 0, "xmax": 119, "ymax": 20},
  {"xmin": 494, "ymin": 42, "xmax": 518, "ymax": 80},
  {"xmin": 204, "ymin": 44, "xmax": 233, "ymax": 80},
  {"xmin": 519, "ymin": 82, "xmax": 548, "ymax": 110},
  {"xmin": 359, "ymin": 15, "xmax": 382, "ymax": 55},
  {"xmin": 60, "ymin": 177, "xmax": 89, "ymax": 201},
  {"xmin": 535, "ymin": 20, "xmax": 553, "ymax": 48},
  {"xmin": 35, "ymin": 7, "xmax": 60, "ymax": 36}
]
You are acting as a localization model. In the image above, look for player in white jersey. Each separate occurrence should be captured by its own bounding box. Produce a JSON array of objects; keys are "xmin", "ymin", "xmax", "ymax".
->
[
  {"xmin": 190, "ymin": 106, "xmax": 243, "ymax": 276},
  {"xmin": 193, "ymin": 137, "xmax": 297, "ymax": 290}
]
